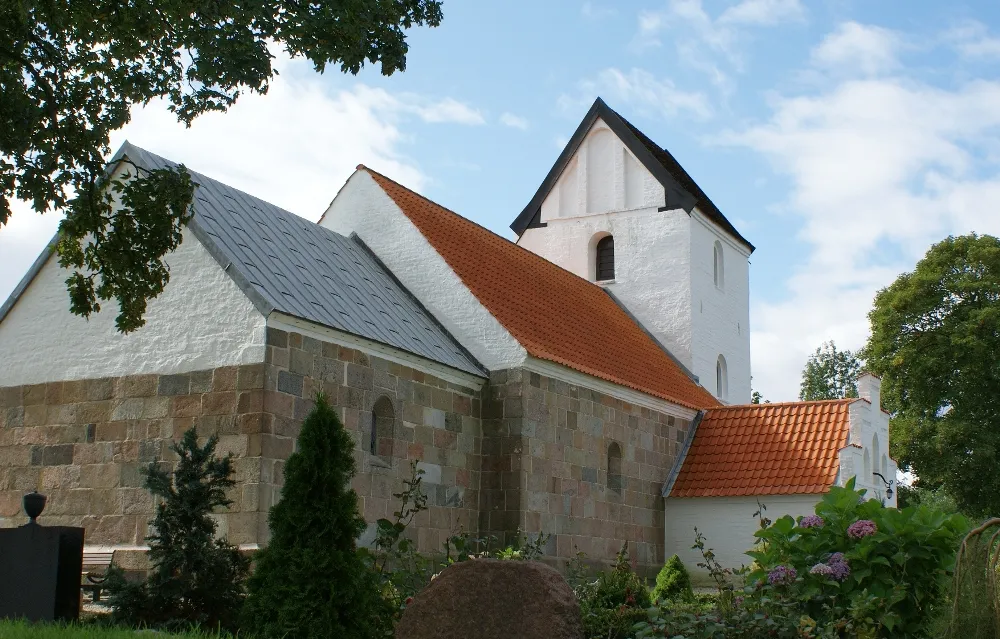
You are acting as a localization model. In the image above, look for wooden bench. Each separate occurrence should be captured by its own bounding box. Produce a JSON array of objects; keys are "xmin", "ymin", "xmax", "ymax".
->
[{"xmin": 80, "ymin": 550, "xmax": 116, "ymax": 602}]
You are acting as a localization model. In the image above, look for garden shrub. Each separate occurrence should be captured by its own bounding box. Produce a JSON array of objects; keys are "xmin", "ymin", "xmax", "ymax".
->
[
  {"xmin": 242, "ymin": 394, "xmax": 392, "ymax": 638},
  {"xmin": 635, "ymin": 479, "xmax": 968, "ymax": 638},
  {"xmin": 652, "ymin": 554, "xmax": 694, "ymax": 603},
  {"xmin": 105, "ymin": 429, "xmax": 249, "ymax": 633},
  {"xmin": 576, "ymin": 543, "xmax": 651, "ymax": 639},
  {"xmin": 744, "ymin": 477, "xmax": 967, "ymax": 638}
]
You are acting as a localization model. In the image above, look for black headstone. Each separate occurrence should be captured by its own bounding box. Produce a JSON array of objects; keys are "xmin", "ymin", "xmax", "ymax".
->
[{"xmin": 0, "ymin": 499, "xmax": 85, "ymax": 622}]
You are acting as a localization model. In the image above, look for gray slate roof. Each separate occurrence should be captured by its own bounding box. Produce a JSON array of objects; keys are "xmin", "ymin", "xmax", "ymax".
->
[{"xmin": 1, "ymin": 142, "xmax": 485, "ymax": 378}]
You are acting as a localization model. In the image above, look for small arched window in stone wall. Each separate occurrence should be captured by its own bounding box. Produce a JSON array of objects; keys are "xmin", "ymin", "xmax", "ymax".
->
[
  {"xmin": 371, "ymin": 396, "xmax": 395, "ymax": 457},
  {"xmin": 596, "ymin": 235, "xmax": 615, "ymax": 281},
  {"xmin": 608, "ymin": 442, "xmax": 623, "ymax": 494},
  {"xmin": 863, "ymin": 448, "xmax": 871, "ymax": 480},
  {"xmin": 881, "ymin": 454, "xmax": 888, "ymax": 477}
]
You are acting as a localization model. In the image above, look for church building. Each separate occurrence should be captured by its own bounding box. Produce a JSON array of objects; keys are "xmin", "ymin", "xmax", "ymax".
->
[{"xmin": 0, "ymin": 98, "xmax": 895, "ymax": 578}]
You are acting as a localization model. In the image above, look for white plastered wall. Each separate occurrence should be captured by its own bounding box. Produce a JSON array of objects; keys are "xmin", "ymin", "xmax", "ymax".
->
[
  {"xmin": 318, "ymin": 171, "xmax": 526, "ymax": 371},
  {"xmin": 838, "ymin": 375, "xmax": 897, "ymax": 506},
  {"xmin": 689, "ymin": 210, "xmax": 752, "ymax": 403},
  {"xmin": 519, "ymin": 208, "xmax": 694, "ymax": 369},
  {"xmin": 0, "ymin": 229, "xmax": 266, "ymax": 386},
  {"xmin": 664, "ymin": 494, "xmax": 820, "ymax": 584},
  {"xmin": 516, "ymin": 116, "xmax": 753, "ymax": 389}
]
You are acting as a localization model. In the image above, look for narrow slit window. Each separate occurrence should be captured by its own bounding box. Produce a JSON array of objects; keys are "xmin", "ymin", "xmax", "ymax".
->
[
  {"xmin": 371, "ymin": 396, "xmax": 394, "ymax": 457},
  {"xmin": 713, "ymin": 240, "xmax": 725, "ymax": 289},
  {"xmin": 596, "ymin": 235, "xmax": 615, "ymax": 281},
  {"xmin": 608, "ymin": 442, "xmax": 623, "ymax": 494}
]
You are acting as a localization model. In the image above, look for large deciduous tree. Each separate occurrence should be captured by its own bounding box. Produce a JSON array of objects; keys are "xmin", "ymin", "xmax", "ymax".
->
[
  {"xmin": 0, "ymin": 0, "xmax": 442, "ymax": 332},
  {"xmin": 798, "ymin": 340, "xmax": 863, "ymax": 401},
  {"xmin": 865, "ymin": 234, "xmax": 1000, "ymax": 517}
]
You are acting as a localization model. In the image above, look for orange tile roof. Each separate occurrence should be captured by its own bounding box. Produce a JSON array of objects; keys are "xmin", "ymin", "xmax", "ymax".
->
[
  {"xmin": 669, "ymin": 399, "xmax": 855, "ymax": 497},
  {"xmin": 361, "ymin": 167, "xmax": 721, "ymax": 411}
]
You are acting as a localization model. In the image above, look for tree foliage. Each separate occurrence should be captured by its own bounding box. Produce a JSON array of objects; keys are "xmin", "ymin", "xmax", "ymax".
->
[
  {"xmin": 865, "ymin": 234, "xmax": 1000, "ymax": 517},
  {"xmin": 105, "ymin": 428, "xmax": 249, "ymax": 632},
  {"xmin": 1, "ymin": 0, "xmax": 442, "ymax": 331},
  {"xmin": 242, "ymin": 394, "xmax": 392, "ymax": 638},
  {"xmin": 799, "ymin": 340, "xmax": 863, "ymax": 401}
]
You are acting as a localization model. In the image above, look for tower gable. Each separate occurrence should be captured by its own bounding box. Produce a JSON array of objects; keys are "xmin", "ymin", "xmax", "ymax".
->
[
  {"xmin": 512, "ymin": 98, "xmax": 753, "ymax": 254},
  {"xmin": 537, "ymin": 118, "xmax": 664, "ymax": 223}
]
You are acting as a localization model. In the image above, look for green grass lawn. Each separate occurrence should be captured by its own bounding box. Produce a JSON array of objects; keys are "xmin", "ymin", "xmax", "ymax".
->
[{"xmin": 0, "ymin": 620, "xmax": 229, "ymax": 638}]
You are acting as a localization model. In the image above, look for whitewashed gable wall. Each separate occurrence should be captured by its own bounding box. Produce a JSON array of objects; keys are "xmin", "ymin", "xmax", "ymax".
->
[
  {"xmin": 318, "ymin": 171, "xmax": 526, "ymax": 372},
  {"xmin": 0, "ymin": 229, "xmax": 267, "ymax": 386}
]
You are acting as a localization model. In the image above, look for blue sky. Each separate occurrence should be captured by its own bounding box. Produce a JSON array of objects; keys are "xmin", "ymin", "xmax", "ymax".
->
[{"xmin": 3, "ymin": 0, "xmax": 1000, "ymax": 401}]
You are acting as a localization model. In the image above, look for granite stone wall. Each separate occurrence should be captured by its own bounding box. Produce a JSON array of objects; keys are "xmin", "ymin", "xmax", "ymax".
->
[
  {"xmin": 0, "ymin": 365, "xmax": 267, "ymax": 549},
  {"xmin": 255, "ymin": 327, "xmax": 483, "ymax": 553},
  {"xmin": 0, "ymin": 333, "xmax": 690, "ymax": 575},
  {"xmin": 481, "ymin": 368, "xmax": 689, "ymax": 574}
]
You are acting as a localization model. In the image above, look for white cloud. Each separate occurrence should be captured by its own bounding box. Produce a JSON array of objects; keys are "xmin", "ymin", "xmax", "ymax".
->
[
  {"xmin": 0, "ymin": 54, "xmax": 483, "ymax": 304},
  {"xmin": 560, "ymin": 67, "xmax": 712, "ymax": 121},
  {"xmin": 500, "ymin": 112, "xmax": 529, "ymax": 130},
  {"xmin": 718, "ymin": 0, "xmax": 804, "ymax": 26},
  {"xmin": 582, "ymin": 2, "xmax": 617, "ymax": 20},
  {"xmin": 947, "ymin": 20, "xmax": 1000, "ymax": 58},
  {"xmin": 633, "ymin": 0, "xmax": 805, "ymax": 95},
  {"xmin": 721, "ymin": 77, "xmax": 1000, "ymax": 400},
  {"xmin": 812, "ymin": 22, "xmax": 901, "ymax": 76}
]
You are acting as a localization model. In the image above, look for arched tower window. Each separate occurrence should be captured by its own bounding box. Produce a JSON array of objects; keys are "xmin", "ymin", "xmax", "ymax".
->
[
  {"xmin": 713, "ymin": 240, "xmax": 725, "ymax": 290},
  {"xmin": 863, "ymin": 448, "xmax": 871, "ymax": 480},
  {"xmin": 716, "ymin": 355, "xmax": 728, "ymax": 401},
  {"xmin": 371, "ymin": 396, "xmax": 394, "ymax": 457},
  {"xmin": 596, "ymin": 235, "xmax": 615, "ymax": 281},
  {"xmin": 881, "ymin": 454, "xmax": 888, "ymax": 477},
  {"xmin": 607, "ymin": 442, "xmax": 623, "ymax": 494}
]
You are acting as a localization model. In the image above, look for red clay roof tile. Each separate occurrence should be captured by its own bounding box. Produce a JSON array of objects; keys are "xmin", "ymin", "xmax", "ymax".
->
[
  {"xmin": 670, "ymin": 399, "xmax": 854, "ymax": 497},
  {"xmin": 362, "ymin": 168, "xmax": 720, "ymax": 411}
]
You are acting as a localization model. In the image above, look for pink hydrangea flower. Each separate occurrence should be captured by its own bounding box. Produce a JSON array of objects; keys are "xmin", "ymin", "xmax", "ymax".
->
[
  {"xmin": 767, "ymin": 565, "xmax": 797, "ymax": 586},
  {"xmin": 847, "ymin": 519, "xmax": 878, "ymax": 539},
  {"xmin": 799, "ymin": 515, "xmax": 825, "ymax": 529},
  {"xmin": 809, "ymin": 563, "xmax": 835, "ymax": 577}
]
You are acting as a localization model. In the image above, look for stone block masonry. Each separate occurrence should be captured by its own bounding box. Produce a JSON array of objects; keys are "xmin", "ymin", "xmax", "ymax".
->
[
  {"xmin": 258, "ymin": 327, "xmax": 483, "ymax": 552},
  {"xmin": 0, "ymin": 366, "xmax": 267, "ymax": 549},
  {"xmin": 0, "ymin": 326, "xmax": 688, "ymax": 576},
  {"xmin": 481, "ymin": 368, "xmax": 688, "ymax": 575}
]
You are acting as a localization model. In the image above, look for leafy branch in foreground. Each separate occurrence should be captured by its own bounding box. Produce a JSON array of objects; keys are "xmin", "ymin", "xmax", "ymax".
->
[{"xmin": 1, "ymin": 0, "xmax": 443, "ymax": 331}]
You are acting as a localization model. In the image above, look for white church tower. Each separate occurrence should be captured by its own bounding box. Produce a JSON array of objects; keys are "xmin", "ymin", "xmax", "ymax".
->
[{"xmin": 511, "ymin": 98, "xmax": 753, "ymax": 403}]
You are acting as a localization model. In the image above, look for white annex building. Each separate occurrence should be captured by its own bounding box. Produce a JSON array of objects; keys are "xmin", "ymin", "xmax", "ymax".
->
[{"xmin": 0, "ymin": 97, "xmax": 895, "ymax": 581}]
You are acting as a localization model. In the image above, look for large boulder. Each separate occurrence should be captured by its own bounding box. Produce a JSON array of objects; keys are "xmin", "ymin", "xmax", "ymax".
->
[{"xmin": 396, "ymin": 559, "xmax": 583, "ymax": 639}]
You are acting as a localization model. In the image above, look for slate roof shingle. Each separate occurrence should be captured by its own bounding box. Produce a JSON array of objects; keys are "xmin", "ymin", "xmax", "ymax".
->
[
  {"xmin": 362, "ymin": 166, "xmax": 721, "ymax": 411},
  {"xmin": 669, "ymin": 399, "xmax": 854, "ymax": 497},
  {"xmin": 108, "ymin": 143, "xmax": 485, "ymax": 377}
]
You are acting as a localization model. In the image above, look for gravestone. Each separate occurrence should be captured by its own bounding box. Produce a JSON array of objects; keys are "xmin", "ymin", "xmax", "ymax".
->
[
  {"xmin": 0, "ymin": 493, "xmax": 85, "ymax": 622},
  {"xmin": 396, "ymin": 559, "xmax": 583, "ymax": 639}
]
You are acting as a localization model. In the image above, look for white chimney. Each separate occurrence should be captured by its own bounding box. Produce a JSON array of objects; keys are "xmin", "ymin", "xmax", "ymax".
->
[{"xmin": 857, "ymin": 373, "xmax": 882, "ymax": 411}]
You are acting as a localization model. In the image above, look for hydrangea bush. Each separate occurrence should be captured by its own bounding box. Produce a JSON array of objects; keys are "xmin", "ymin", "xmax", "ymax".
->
[
  {"xmin": 635, "ymin": 478, "xmax": 967, "ymax": 638},
  {"xmin": 744, "ymin": 478, "xmax": 967, "ymax": 637}
]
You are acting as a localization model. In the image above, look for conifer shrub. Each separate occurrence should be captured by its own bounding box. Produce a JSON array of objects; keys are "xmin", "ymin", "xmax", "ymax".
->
[
  {"xmin": 105, "ymin": 428, "xmax": 249, "ymax": 632},
  {"xmin": 242, "ymin": 394, "xmax": 392, "ymax": 638},
  {"xmin": 652, "ymin": 554, "xmax": 694, "ymax": 603}
]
